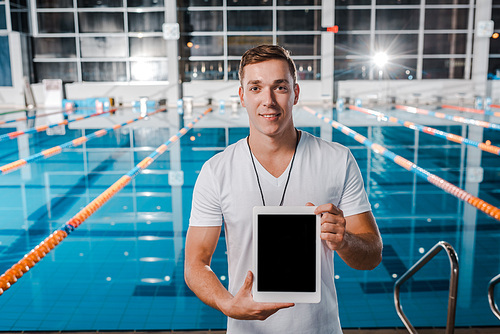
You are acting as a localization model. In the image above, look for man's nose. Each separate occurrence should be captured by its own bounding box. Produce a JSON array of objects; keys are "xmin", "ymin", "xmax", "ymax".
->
[{"xmin": 261, "ymin": 88, "xmax": 276, "ymax": 107}]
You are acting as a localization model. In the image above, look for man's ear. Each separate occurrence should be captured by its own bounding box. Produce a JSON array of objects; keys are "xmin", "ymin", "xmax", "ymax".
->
[
  {"xmin": 239, "ymin": 86, "xmax": 246, "ymax": 108},
  {"xmin": 293, "ymin": 83, "xmax": 300, "ymax": 105}
]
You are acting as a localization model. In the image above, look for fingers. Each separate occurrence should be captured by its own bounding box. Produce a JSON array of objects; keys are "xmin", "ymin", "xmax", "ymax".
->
[{"xmin": 305, "ymin": 202, "xmax": 315, "ymax": 207}]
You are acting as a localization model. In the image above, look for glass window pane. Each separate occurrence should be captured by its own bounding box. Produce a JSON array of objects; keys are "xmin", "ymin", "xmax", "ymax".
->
[
  {"xmin": 130, "ymin": 37, "xmax": 167, "ymax": 57},
  {"xmin": 382, "ymin": 58, "xmax": 417, "ymax": 79},
  {"xmin": 34, "ymin": 37, "xmax": 77, "ymax": 58},
  {"xmin": 278, "ymin": 0, "xmax": 322, "ymax": 4},
  {"xmin": 0, "ymin": 5, "xmax": 6, "ymax": 30},
  {"xmin": 38, "ymin": 12, "xmax": 75, "ymax": 33},
  {"xmin": 80, "ymin": 37, "xmax": 127, "ymax": 58},
  {"xmin": 335, "ymin": 0, "xmax": 370, "ymax": 4},
  {"xmin": 423, "ymin": 58, "xmax": 465, "ymax": 79},
  {"xmin": 227, "ymin": 10, "xmax": 272, "ymax": 31},
  {"xmin": 228, "ymin": 60, "xmax": 240, "ymax": 80},
  {"xmin": 77, "ymin": 0, "xmax": 123, "ymax": 7},
  {"xmin": 277, "ymin": 35, "xmax": 321, "ymax": 56},
  {"xmin": 11, "ymin": 5, "xmax": 30, "ymax": 33},
  {"xmin": 36, "ymin": 0, "xmax": 73, "ymax": 8},
  {"xmin": 335, "ymin": 10, "xmax": 370, "ymax": 31},
  {"xmin": 488, "ymin": 58, "xmax": 500, "ymax": 79},
  {"xmin": 181, "ymin": 36, "xmax": 223, "ymax": 56},
  {"xmin": 128, "ymin": 0, "xmax": 165, "ymax": 6},
  {"xmin": 131, "ymin": 61, "xmax": 168, "ymax": 81},
  {"xmin": 375, "ymin": 34, "xmax": 419, "ymax": 55},
  {"xmin": 376, "ymin": 9, "xmax": 420, "ymax": 30},
  {"xmin": 183, "ymin": 60, "xmax": 224, "ymax": 80},
  {"xmin": 277, "ymin": 10, "xmax": 321, "ymax": 31},
  {"xmin": 295, "ymin": 59, "xmax": 321, "ymax": 80},
  {"xmin": 180, "ymin": 10, "xmax": 223, "ymax": 32},
  {"xmin": 82, "ymin": 62, "xmax": 127, "ymax": 81},
  {"xmin": 128, "ymin": 11, "xmax": 164, "ymax": 33},
  {"xmin": 424, "ymin": 9, "xmax": 469, "ymax": 30},
  {"xmin": 79, "ymin": 12, "xmax": 124, "ymax": 33},
  {"xmin": 228, "ymin": 0, "xmax": 271, "ymax": 6},
  {"xmin": 334, "ymin": 58, "xmax": 371, "ymax": 80},
  {"xmin": 426, "ymin": 0, "xmax": 469, "ymax": 4},
  {"xmin": 424, "ymin": 34, "xmax": 467, "ymax": 54},
  {"xmin": 334, "ymin": 34, "xmax": 370, "ymax": 56},
  {"xmin": 228, "ymin": 36, "xmax": 273, "ymax": 56},
  {"xmin": 491, "ymin": 35, "xmax": 500, "ymax": 54},
  {"xmin": 0, "ymin": 36, "xmax": 12, "ymax": 86},
  {"xmin": 377, "ymin": 0, "xmax": 419, "ymax": 4},
  {"xmin": 34, "ymin": 62, "xmax": 78, "ymax": 82},
  {"xmin": 178, "ymin": 0, "xmax": 222, "ymax": 6}
]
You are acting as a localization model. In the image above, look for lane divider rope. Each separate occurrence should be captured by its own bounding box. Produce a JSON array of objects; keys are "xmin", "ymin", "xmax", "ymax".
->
[
  {"xmin": 0, "ymin": 108, "xmax": 212, "ymax": 296},
  {"xmin": 395, "ymin": 105, "xmax": 500, "ymax": 131},
  {"xmin": 0, "ymin": 108, "xmax": 76, "ymax": 126},
  {"xmin": 0, "ymin": 109, "xmax": 115, "ymax": 143},
  {"xmin": 303, "ymin": 106, "xmax": 500, "ymax": 222},
  {"xmin": 349, "ymin": 105, "xmax": 500, "ymax": 156},
  {"xmin": 441, "ymin": 104, "xmax": 500, "ymax": 118},
  {"xmin": 0, "ymin": 108, "xmax": 166, "ymax": 175}
]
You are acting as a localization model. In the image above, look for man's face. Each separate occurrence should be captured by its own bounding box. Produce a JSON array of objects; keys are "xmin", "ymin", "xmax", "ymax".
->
[{"xmin": 239, "ymin": 59, "xmax": 300, "ymax": 138}]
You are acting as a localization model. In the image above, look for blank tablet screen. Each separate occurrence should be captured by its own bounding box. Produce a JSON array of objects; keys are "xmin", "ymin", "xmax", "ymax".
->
[{"xmin": 257, "ymin": 214, "xmax": 317, "ymax": 292}]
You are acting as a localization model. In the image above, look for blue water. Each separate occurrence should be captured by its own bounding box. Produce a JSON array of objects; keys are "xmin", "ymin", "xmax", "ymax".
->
[{"xmin": 0, "ymin": 108, "xmax": 499, "ymax": 330}]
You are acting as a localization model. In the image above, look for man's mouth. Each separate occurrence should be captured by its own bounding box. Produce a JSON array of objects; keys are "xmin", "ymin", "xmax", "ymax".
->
[{"xmin": 260, "ymin": 113, "xmax": 280, "ymax": 118}]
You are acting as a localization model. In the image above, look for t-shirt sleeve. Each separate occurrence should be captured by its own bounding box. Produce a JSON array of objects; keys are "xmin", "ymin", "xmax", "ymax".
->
[
  {"xmin": 189, "ymin": 161, "xmax": 224, "ymax": 227},
  {"xmin": 337, "ymin": 150, "xmax": 372, "ymax": 217}
]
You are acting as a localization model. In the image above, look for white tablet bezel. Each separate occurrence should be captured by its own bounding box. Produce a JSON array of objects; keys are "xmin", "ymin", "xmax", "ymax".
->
[{"xmin": 252, "ymin": 206, "xmax": 321, "ymax": 304}]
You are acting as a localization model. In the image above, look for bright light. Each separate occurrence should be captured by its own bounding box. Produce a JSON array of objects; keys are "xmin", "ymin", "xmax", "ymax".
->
[
  {"xmin": 493, "ymin": 32, "xmax": 499, "ymax": 39},
  {"xmin": 373, "ymin": 52, "xmax": 388, "ymax": 68}
]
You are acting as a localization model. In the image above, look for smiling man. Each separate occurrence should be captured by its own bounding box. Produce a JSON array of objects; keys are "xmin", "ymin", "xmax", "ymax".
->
[{"xmin": 184, "ymin": 44, "xmax": 383, "ymax": 333}]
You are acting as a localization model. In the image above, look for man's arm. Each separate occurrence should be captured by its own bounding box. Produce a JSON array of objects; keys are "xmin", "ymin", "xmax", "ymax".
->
[
  {"xmin": 184, "ymin": 226, "xmax": 294, "ymax": 320},
  {"xmin": 309, "ymin": 203, "xmax": 382, "ymax": 270}
]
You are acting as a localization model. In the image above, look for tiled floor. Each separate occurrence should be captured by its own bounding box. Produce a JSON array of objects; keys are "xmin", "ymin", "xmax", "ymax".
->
[{"xmin": 0, "ymin": 107, "xmax": 499, "ymax": 331}]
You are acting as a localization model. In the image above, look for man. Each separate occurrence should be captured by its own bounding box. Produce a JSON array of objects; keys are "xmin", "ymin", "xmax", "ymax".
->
[{"xmin": 184, "ymin": 44, "xmax": 382, "ymax": 333}]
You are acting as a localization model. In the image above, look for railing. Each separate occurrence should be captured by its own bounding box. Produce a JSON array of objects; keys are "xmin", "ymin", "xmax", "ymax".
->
[
  {"xmin": 488, "ymin": 273, "xmax": 500, "ymax": 320},
  {"xmin": 394, "ymin": 241, "xmax": 459, "ymax": 334}
]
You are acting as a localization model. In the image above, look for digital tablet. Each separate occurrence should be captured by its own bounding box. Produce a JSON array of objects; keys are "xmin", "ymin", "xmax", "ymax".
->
[{"xmin": 253, "ymin": 206, "xmax": 321, "ymax": 304}]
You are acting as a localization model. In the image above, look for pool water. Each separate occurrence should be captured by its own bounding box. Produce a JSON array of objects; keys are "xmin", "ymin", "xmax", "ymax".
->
[{"xmin": 0, "ymin": 107, "xmax": 499, "ymax": 330}]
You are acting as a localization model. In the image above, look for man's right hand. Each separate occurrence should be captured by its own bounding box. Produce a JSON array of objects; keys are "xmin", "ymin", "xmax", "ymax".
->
[{"xmin": 221, "ymin": 271, "xmax": 295, "ymax": 321}]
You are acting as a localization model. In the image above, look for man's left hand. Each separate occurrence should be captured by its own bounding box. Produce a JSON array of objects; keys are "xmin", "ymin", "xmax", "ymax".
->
[{"xmin": 306, "ymin": 202, "xmax": 347, "ymax": 251}]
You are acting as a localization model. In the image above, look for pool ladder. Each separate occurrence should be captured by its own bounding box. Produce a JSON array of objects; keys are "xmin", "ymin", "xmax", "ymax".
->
[
  {"xmin": 488, "ymin": 273, "xmax": 500, "ymax": 320},
  {"xmin": 394, "ymin": 241, "xmax": 459, "ymax": 334}
]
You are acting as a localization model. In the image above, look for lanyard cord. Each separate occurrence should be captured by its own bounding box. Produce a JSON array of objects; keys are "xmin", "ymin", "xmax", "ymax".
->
[{"xmin": 247, "ymin": 129, "xmax": 300, "ymax": 206}]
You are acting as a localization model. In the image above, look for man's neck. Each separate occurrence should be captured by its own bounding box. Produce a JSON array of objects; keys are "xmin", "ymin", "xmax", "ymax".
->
[{"xmin": 247, "ymin": 127, "xmax": 300, "ymax": 178}]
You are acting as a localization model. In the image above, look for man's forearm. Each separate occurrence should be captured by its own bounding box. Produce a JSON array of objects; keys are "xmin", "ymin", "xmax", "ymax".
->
[
  {"xmin": 336, "ymin": 232, "xmax": 382, "ymax": 270},
  {"xmin": 185, "ymin": 263, "xmax": 233, "ymax": 313}
]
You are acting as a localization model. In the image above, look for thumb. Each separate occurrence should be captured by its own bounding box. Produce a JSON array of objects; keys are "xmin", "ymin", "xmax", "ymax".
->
[
  {"xmin": 306, "ymin": 202, "xmax": 315, "ymax": 206},
  {"xmin": 242, "ymin": 271, "xmax": 254, "ymax": 291}
]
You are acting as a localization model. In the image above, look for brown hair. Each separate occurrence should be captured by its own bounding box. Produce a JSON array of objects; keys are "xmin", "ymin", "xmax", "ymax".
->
[{"xmin": 238, "ymin": 44, "xmax": 297, "ymax": 85}]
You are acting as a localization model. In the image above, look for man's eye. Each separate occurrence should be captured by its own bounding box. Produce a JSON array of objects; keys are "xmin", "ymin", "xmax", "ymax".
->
[{"xmin": 250, "ymin": 87, "xmax": 259, "ymax": 91}]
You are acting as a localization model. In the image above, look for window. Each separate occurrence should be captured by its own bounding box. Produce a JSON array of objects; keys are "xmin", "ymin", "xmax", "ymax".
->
[
  {"xmin": 82, "ymin": 62, "xmax": 127, "ymax": 81},
  {"xmin": 422, "ymin": 58, "xmax": 465, "ymax": 79},
  {"xmin": 129, "ymin": 37, "xmax": 167, "ymax": 57},
  {"xmin": 80, "ymin": 37, "xmax": 128, "ymax": 58},
  {"xmin": 424, "ymin": 34, "xmax": 467, "ymax": 54},
  {"xmin": 228, "ymin": 36, "xmax": 273, "ymax": 56},
  {"xmin": 424, "ymin": 9, "xmax": 469, "ymax": 30},
  {"xmin": 34, "ymin": 38, "xmax": 77, "ymax": 58},
  {"xmin": 35, "ymin": 62, "xmax": 78, "ymax": 82},
  {"xmin": 335, "ymin": 10, "xmax": 371, "ymax": 31},
  {"xmin": 128, "ymin": 11, "xmax": 164, "ymax": 33},
  {"xmin": 79, "ymin": 12, "xmax": 124, "ymax": 33},
  {"xmin": 38, "ymin": 12, "xmax": 75, "ymax": 33},
  {"xmin": 277, "ymin": 10, "xmax": 321, "ymax": 31},
  {"xmin": 376, "ymin": 9, "xmax": 420, "ymax": 31},
  {"xmin": 0, "ymin": 35, "xmax": 12, "ymax": 86},
  {"xmin": 227, "ymin": 10, "xmax": 272, "ymax": 31}
]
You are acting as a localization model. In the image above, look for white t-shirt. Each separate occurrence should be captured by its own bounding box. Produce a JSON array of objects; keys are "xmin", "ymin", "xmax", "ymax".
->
[{"xmin": 190, "ymin": 131, "xmax": 371, "ymax": 334}]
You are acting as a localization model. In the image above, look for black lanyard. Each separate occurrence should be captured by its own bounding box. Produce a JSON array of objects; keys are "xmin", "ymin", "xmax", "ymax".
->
[{"xmin": 247, "ymin": 129, "xmax": 300, "ymax": 206}]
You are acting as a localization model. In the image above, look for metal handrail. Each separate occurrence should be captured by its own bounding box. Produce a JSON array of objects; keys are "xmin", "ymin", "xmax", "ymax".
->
[
  {"xmin": 394, "ymin": 241, "xmax": 459, "ymax": 334},
  {"xmin": 488, "ymin": 273, "xmax": 500, "ymax": 320}
]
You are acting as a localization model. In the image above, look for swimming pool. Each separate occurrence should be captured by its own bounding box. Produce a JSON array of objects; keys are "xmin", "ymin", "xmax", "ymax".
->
[{"xmin": 0, "ymin": 105, "xmax": 499, "ymax": 330}]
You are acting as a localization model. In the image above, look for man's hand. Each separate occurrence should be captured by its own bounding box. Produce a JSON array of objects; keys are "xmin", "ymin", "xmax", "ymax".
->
[
  {"xmin": 307, "ymin": 202, "xmax": 346, "ymax": 251},
  {"xmin": 222, "ymin": 271, "xmax": 294, "ymax": 320}
]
